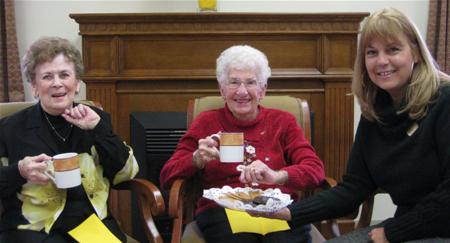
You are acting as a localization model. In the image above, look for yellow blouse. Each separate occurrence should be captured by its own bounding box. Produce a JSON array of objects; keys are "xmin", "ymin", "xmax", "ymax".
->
[{"xmin": 17, "ymin": 144, "xmax": 139, "ymax": 233}]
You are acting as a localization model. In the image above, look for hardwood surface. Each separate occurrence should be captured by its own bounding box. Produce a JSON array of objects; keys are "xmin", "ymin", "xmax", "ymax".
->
[{"xmin": 71, "ymin": 12, "xmax": 368, "ymax": 236}]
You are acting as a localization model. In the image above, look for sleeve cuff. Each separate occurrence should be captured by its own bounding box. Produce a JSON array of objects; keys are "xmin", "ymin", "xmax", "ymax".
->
[
  {"xmin": 384, "ymin": 214, "xmax": 424, "ymax": 242},
  {"xmin": 287, "ymin": 196, "xmax": 329, "ymax": 228}
]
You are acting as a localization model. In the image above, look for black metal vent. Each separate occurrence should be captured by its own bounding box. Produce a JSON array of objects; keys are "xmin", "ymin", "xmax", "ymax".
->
[
  {"xmin": 145, "ymin": 129, "xmax": 186, "ymax": 153},
  {"xmin": 130, "ymin": 111, "xmax": 187, "ymax": 180},
  {"xmin": 130, "ymin": 111, "xmax": 187, "ymax": 243}
]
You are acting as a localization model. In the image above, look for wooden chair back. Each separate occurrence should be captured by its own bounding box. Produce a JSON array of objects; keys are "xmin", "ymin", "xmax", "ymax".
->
[
  {"xmin": 186, "ymin": 96, "xmax": 311, "ymax": 141},
  {"xmin": 0, "ymin": 100, "xmax": 102, "ymax": 119}
]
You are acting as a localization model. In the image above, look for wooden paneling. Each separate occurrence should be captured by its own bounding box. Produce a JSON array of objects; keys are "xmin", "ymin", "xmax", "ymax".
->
[
  {"xmin": 324, "ymin": 35, "xmax": 357, "ymax": 74},
  {"xmin": 83, "ymin": 37, "xmax": 117, "ymax": 76},
  {"xmin": 86, "ymin": 82, "xmax": 117, "ymax": 126},
  {"xmin": 118, "ymin": 36, "xmax": 323, "ymax": 76},
  {"xmin": 71, "ymin": 12, "xmax": 368, "ymax": 236},
  {"xmin": 324, "ymin": 81, "xmax": 354, "ymax": 180}
]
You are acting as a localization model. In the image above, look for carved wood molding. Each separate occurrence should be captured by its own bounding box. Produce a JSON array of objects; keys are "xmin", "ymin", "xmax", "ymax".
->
[{"xmin": 71, "ymin": 13, "xmax": 366, "ymax": 35}]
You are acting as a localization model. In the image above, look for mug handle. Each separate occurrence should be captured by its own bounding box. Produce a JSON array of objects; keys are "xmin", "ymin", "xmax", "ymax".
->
[
  {"xmin": 210, "ymin": 132, "xmax": 221, "ymax": 144},
  {"xmin": 44, "ymin": 160, "xmax": 56, "ymax": 184}
]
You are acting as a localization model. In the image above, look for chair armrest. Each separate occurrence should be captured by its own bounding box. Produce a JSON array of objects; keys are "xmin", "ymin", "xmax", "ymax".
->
[
  {"xmin": 168, "ymin": 178, "xmax": 188, "ymax": 243},
  {"xmin": 168, "ymin": 179, "xmax": 186, "ymax": 218},
  {"xmin": 322, "ymin": 177, "xmax": 337, "ymax": 189},
  {"xmin": 116, "ymin": 179, "xmax": 165, "ymax": 243},
  {"xmin": 313, "ymin": 177, "xmax": 341, "ymax": 238}
]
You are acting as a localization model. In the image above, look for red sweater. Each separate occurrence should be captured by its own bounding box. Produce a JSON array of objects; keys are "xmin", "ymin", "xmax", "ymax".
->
[{"xmin": 160, "ymin": 105, "xmax": 325, "ymax": 215}]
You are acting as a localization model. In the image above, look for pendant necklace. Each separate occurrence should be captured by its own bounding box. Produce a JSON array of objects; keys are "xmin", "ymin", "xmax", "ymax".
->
[{"xmin": 43, "ymin": 112, "xmax": 73, "ymax": 142}]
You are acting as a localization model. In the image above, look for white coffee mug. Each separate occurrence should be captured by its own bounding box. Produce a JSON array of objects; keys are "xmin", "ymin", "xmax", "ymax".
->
[
  {"xmin": 45, "ymin": 152, "xmax": 81, "ymax": 189},
  {"xmin": 212, "ymin": 132, "xmax": 244, "ymax": 163}
]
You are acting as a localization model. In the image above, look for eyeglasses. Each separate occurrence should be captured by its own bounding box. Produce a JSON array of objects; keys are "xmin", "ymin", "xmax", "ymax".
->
[{"xmin": 226, "ymin": 79, "xmax": 259, "ymax": 90}]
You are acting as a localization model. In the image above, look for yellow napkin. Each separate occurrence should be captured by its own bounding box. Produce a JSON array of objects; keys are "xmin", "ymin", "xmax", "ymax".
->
[
  {"xmin": 68, "ymin": 214, "xmax": 121, "ymax": 243},
  {"xmin": 225, "ymin": 208, "xmax": 290, "ymax": 235}
]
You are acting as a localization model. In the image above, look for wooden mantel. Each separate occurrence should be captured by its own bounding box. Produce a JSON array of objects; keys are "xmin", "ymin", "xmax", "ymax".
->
[{"xmin": 70, "ymin": 12, "xmax": 368, "ymax": 236}]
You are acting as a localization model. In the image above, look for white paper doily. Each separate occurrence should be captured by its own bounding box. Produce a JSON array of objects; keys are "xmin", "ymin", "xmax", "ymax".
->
[{"xmin": 203, "ymin": 186, "xmax": 292, "ymax": 212}]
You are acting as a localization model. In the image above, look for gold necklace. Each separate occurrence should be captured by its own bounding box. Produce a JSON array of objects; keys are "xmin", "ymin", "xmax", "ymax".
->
[{"xmin": 43, "ymin": 112, "xmax": 73, "ymax": 142}]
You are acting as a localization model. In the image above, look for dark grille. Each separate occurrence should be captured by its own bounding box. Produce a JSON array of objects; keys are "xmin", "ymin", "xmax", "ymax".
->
[
  {"xmin": 130, "ymin": 112, "xmax": 187, "ymax": 243},
  {"xmin": 145, "ymin": 129, "xmax": 186, "ymax": 153}
]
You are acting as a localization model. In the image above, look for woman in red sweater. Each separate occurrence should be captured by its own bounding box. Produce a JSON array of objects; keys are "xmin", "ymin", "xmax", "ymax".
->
[{"xmin": 160, "ymin": 45, "xmax": 324, "ymax": 243}]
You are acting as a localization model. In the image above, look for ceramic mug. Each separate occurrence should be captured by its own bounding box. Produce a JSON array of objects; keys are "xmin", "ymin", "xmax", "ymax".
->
[
  {"xmin": 46, "ymin": 152, "xmax": 81, "ymax": 189},
  {"xmin": 212, "ymin": 132, "xmax": 244, "ymax": 163}
]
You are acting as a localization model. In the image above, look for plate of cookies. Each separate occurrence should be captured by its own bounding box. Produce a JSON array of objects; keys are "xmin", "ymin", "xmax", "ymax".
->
[{"xmin": 203, "ymin": 186, "xmax": 292, "ymax": 212}]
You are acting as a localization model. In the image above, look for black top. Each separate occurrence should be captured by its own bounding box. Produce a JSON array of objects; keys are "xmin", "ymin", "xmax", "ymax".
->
[
  {"xmin": 0, "ymin": 102, "xmax": 131, "ymax": 241},
  {"xmin": 42, "ymin": 110, "xmax": 95, "ymax": 233},
  {"xmin": 288, "ymin": 86, "xmax": 450, "ymax": 242}
]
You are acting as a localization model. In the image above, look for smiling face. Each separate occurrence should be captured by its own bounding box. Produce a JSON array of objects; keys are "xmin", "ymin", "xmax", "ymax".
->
[
  {"xmin": 220, "ymin": 69, "xmax": 266, "ymax": 120},
  {"xmin": 32, "ymin": 53, "xmax": 80, "ymax": 115},
  {"xmin": 364, "ymin": 34, "xmax": 418, "ymax": 104}
]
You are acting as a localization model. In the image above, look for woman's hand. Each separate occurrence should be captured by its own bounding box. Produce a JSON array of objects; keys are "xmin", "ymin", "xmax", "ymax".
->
[
  {"xmin": 62, "ymin": 103, "xmax": 100, "ymax": 130},
  {"xmin": 18, "ymin": 153, "xmax": 52, "ymax": 185},
  {"xmin": 247, "ymin": 207, "xmax": 292, "ymax": 221},
  {"xmin": 369, "ymin": 227, "xmax": 389, "ymax": 243},
  {"xmin": 192, "ymin": 134, "xmax": 220, "ymax": 169},
  {"xmin": 239, "ymin": 160, "xmax": 288, "ymax": 185}
]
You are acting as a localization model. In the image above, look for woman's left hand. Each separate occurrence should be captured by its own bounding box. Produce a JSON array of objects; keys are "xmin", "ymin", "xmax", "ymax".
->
[
  {"xmin": 239, "ymin": 160, "xmax": 287, "ymax": 185},
  {"xmin": 62, "ymin": 104, "xmax": 100, "ymax": 130},
  {"xmin": 369, "ymin": 227, "xmax": 389, "ymax": 243}
]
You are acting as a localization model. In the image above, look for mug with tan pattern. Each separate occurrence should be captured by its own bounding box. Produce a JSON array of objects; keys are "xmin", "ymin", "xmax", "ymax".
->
[
  {"xmin": 212, "ymin": 132, "xmax": 244, "ymax": 163},
  {"xmin": 46, "ymin": 152, "xmax": 81, "ymax": 188}
]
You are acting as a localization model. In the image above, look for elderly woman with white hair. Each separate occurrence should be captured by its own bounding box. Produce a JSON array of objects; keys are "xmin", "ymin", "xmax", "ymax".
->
[{"xmin": 160, "ymin": 45, "xmax": 324, "ymax": 243}]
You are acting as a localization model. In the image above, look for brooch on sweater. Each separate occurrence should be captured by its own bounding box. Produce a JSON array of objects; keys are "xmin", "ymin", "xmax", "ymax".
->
[
  {"xmin": 236, "ymin": 144, "xmax": 256, "ymax": 171},
  {"xmin": 244, "ymin": 144, "xmax": 256, "ymax": 165},
  {"xmin": 406, "ymin": 122, "xmax": 419, "ymax": 136}
]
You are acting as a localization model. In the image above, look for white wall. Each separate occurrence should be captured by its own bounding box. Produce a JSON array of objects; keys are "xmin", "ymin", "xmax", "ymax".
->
[{"xmin": 14, "ymin": 0, "xmax": 429, "ymax": 223}]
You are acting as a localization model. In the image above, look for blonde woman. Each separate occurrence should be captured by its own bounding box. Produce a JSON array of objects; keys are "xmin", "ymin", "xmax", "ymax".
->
[{"xmin": 255, "ymin": 8, "xmax": 450, "ymax": 243}]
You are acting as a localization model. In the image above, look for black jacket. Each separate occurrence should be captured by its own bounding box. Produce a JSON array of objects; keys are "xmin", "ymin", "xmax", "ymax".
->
[
  {"xmin": 288, "ymin": 86, "xmax": 450, "ymax": 242},
  {"xmin": 0, "ymin": 103, "xmax": 135, "ymax": 241}
]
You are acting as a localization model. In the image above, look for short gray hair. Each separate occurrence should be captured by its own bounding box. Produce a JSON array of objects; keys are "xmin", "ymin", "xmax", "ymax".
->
[
  {"xmin": 22, "ymin": 37, "xmax": 84, "ymax": 83},
  {"xmin": 216, "ymin": 45, "xmax": 271, "ymax": 87}
]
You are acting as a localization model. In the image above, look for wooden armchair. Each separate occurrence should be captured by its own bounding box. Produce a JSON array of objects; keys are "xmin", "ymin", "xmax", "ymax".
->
[
  {"xmin": 0, "ymin": 100, "xmax": 166, "ymax": 243},
  {"xmin": 354, "ymin": 189, "xmax": 386, "ymax": 229},
  {"xmin": 168, "ymin": 96, "xmax": 340, "ymax": 243}
]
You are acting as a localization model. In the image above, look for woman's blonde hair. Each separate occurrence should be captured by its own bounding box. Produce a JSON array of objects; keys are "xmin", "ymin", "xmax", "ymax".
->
[{"xmin": 352, "ymin": 8, "xmax": 450, "ymax": 122}]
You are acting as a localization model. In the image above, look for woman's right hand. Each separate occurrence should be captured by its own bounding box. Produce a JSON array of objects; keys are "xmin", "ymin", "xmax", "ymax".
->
[
  {"xmin": 192, "ymin": 134, "xmax": 220, "ymax": 169},
  {"xmin": 18, "ymin": 153, "xmax": 52, "ymax": 185}
]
